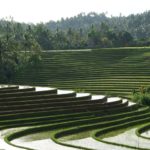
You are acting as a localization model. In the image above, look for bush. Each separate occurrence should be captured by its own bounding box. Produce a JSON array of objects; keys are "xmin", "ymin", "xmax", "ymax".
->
[{"xmin": 132, "ymin": 86, "xmax": 150, "ymax": 106}]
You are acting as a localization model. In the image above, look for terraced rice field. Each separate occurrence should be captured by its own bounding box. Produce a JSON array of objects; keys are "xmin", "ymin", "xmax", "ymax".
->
[
  {"xmin": 0, "ymin": 85, "xmax": 150, "ymax": 150},
  {"xmin": 14, "ymin": 47, "xmax": 150, "ymax": 97},
  {"xmin": 1, "ymin": 48, "xmax": 150, "ymax": 149}
]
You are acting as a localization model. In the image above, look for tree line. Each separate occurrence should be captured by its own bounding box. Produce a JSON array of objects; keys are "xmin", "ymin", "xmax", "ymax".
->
[
  {"xmin": 0, "ymin": 20, "xmax": 143, "ymax": 52},
  {"xmin": 0, "ymin": 19, "xmax": 41, "ymax": 82},
  {"xmin": 0, "ymin": 11, "xmax": 150, "ymax": 82},
  {"xmin": 46, "ymin": 11, "xmax": 150, "ymax": 48},
  {"xmin": 1, "ymin": 11, "xmax": 150, "ymax": 51}
]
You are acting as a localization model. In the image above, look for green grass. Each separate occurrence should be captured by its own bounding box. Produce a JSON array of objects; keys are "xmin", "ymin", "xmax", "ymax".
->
[{"xmin": 13, "ymin": 47, "xmax": 150, "ymax": 98}]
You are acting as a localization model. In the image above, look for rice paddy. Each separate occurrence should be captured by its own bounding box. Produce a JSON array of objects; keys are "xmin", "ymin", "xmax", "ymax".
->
[{"xmin": 1, "ymin": 47, "xmax": 150, "ymax": 149}]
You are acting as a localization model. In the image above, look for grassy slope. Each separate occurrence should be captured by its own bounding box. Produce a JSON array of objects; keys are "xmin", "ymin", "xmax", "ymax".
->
[{"xmin": 14, "ymin": 47, "xmax": 150, "ymax": 98}]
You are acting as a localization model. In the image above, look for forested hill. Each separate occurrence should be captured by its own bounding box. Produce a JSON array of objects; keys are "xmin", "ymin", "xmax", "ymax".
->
[
  {"xmin": 46, "ymin": 11, "xmax": 150, "ymax": 39},
  {"xmin": 46, "ymin": 12, "xmax": 107, "ymax": 31},
  {"xmin": 0, "ymin": 11, "xmax": 150, "ymax": 51}
]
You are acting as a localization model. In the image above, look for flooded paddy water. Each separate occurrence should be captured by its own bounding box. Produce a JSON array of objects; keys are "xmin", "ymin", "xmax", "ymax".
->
[
  {"xmin": 0, "ymin": 127, "xmax": 28, "ymax": 150},
  {"xmin": 141, "ymin": 130, "xmax": 150, "ymax": 138},
  {"xmin": 12, "ymin": 131, "xmax": 76, "ymax": 150},
  {"xmin": 65, "ymin": 137, "xmax": 132, "ymax": 150},
  {"xmin": 103, "ymin": 127, "xmax": 150, "ymax": 149},
  {"xmin": 11, "ymin": 129, "xmax": 132, "ymax": 150}
]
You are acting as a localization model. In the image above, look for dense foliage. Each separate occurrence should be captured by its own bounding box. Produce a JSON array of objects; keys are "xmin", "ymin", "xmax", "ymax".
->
[
  {"xmin": 0, "ymin": 19, "xmax": 41, "ymax": 82},
  {"xmin": 46, "ymin": 11, "xmax": 150, "ymax": 47},
  {"xmin": 0, "ymin": 11, "xmax": 150, "ymax": 51},
  {"xmin": 133, "ymin": 86, "xmax": 150, "ymax": 106},
  {"xmin": 1, "ymin": 11, "xmax": 150, "ymax": 82},
  {"xmin": 46, "ymin": 11, "xmax": 150, "ymax": 40}
]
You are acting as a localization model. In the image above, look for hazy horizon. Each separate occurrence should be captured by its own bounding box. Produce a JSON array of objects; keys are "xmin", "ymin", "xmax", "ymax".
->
[{"xmin": 0, "ymin": 0, "xmax": 150, "ymax": 24}]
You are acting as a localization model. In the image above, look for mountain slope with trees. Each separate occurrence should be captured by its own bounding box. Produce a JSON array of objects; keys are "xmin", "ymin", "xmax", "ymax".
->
[
  {"xmin": 0, "ymin": 19, "xmax": 41, "ymax": 83},
  {"xmin": 46, "ymin": 11, "xmax": 150, "ymax": 40},
  {"xmin": 0, "ymin": 11, "xmax": 150, "ymax": 51},
  {"xmin": 0, "ymin": 11, "xmax": 150, "ymax": 82}
]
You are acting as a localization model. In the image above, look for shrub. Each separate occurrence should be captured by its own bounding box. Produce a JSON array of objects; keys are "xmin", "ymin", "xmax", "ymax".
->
[{"xmin": 132, "ymin": 86, "xmax": 150, "ymax": 106}]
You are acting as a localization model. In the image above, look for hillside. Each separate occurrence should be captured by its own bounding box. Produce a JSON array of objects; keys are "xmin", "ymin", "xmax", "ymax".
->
[
  {"xmin": 1, "ymin": 47, "xmax": 150, "ymax": 149},
  {"xmin": 46, "ymin": 11, "xmax": 150, "ymax": 39},
  {"xmin": 14, "ymin": 47, "xmax": 150, "ymax": 97},
  {"xmin": 1, "ymin": 11, "xmax": 150, "ymax": 51}
]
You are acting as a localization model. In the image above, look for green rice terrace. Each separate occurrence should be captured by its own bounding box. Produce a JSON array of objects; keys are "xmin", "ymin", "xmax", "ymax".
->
[
  {"xmin": 1, "ymin": 47, "xmax": 150, "ymax": 150},
  {"xmin": 14, "ymin": 48, "xmax": 150, "ymax": 97}
]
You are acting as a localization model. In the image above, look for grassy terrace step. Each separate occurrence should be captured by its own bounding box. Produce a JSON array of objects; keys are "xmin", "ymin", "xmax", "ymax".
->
[
  {"xmin": 54, "ymin": 110, "xmax": 150, "ymax": 139},
  {"xmin": 52, "ymin": 81, "xmax": 150, "ymax": 85},
  {"xmin": 93, "ymin": 121, "xmax": 150, "ymax": 150},
  {"xmin": 0, "ymin": 106, "xmax": 137, "ymax": 132},
  {"xmin": 0, "ymin": 105, "xmax": 139, "ymax": 133},
  {"xmin": 0, "ymin": 91, "xmax": 76, "ymax": 103},
  {"xmin": 0, "ymin": 93, "xmax": 92, "ymax": 106},
  {"xmin": 0, "ymin": 102, "xmax": 138, "ymax": 122},
  {"xmin": 15, "ymin": 75, "xmax": 150, "ymax": 79},
  {"xmin": 7, "ymin": 107, "xmax": 148, "ymax": 136},
  {"xmin": 1, "ymin": 86, "xmax": 135, "ymax": 130},
  {"xmin": 0, "ymin": 88, "xmax": 57, "ymax": 99},
  {"xmin": 0, "ymin": 92, "xmax": 76, "ymax": 102},
  {"xmin": 0, "ymin": 105, "xmax": 141, "ymax": 128},
  {"xmin": 5, "ymin": 106, "xmax": 149, "ymax": 150},
  {"xmin": 0, "ymin": 99, "xmax": 126, "ymax": 115},
  {"xmin": 0, "ymin": 95, "xmax": 106, "ymax": 107},
  {"xmin": 15, "ymin": 76, "xmax": 150, "ymax": 80},
  {"xmin": 52, "ymin": 112, "xmax": 150, "ymax": 150},
  {"xmin": 136, "ymin": 123, "xmax": 150, "ymax": 140},
  {"xmin": 0, "ymin": 86, "xmax": 19, "ymax": 91},
  {"xmin": 14, "ymin": 82, "xmax": 150, "ymax": 87},
  {"xmin": 52, "ymin": 85, "xmax": 147, "ymax": 90},
  {"xmin": 15, "ymin": 70, "xmax": 150, "ymax": 74},
  {"xmin": 14, "ymin": 72, "xmax": 149, "ymax": 78},
  {"xmin": 0, "ymin": 87, "xmax": 35, "ymax": 94},
  {"xmin": 16, "ymin": 81, "xmax": 150, "ymax": 86},
  {"xmin": 53, "ymin": 85, "xmax": 140, "ymax": 90},
  {"xmin": 0, "ymin": 97, "xmax": 107, "ymax": 111}
]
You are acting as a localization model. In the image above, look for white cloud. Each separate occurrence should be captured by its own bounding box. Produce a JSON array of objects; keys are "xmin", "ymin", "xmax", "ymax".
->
[{"xmin": 0, "ymin": 0, "xmax": 150, "ymax": 23}]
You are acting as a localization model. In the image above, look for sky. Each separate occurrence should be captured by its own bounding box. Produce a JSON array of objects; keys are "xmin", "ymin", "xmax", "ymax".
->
[{"xmin": 0, "ymin": 0, "xmax": 150, "ymax": 24}]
